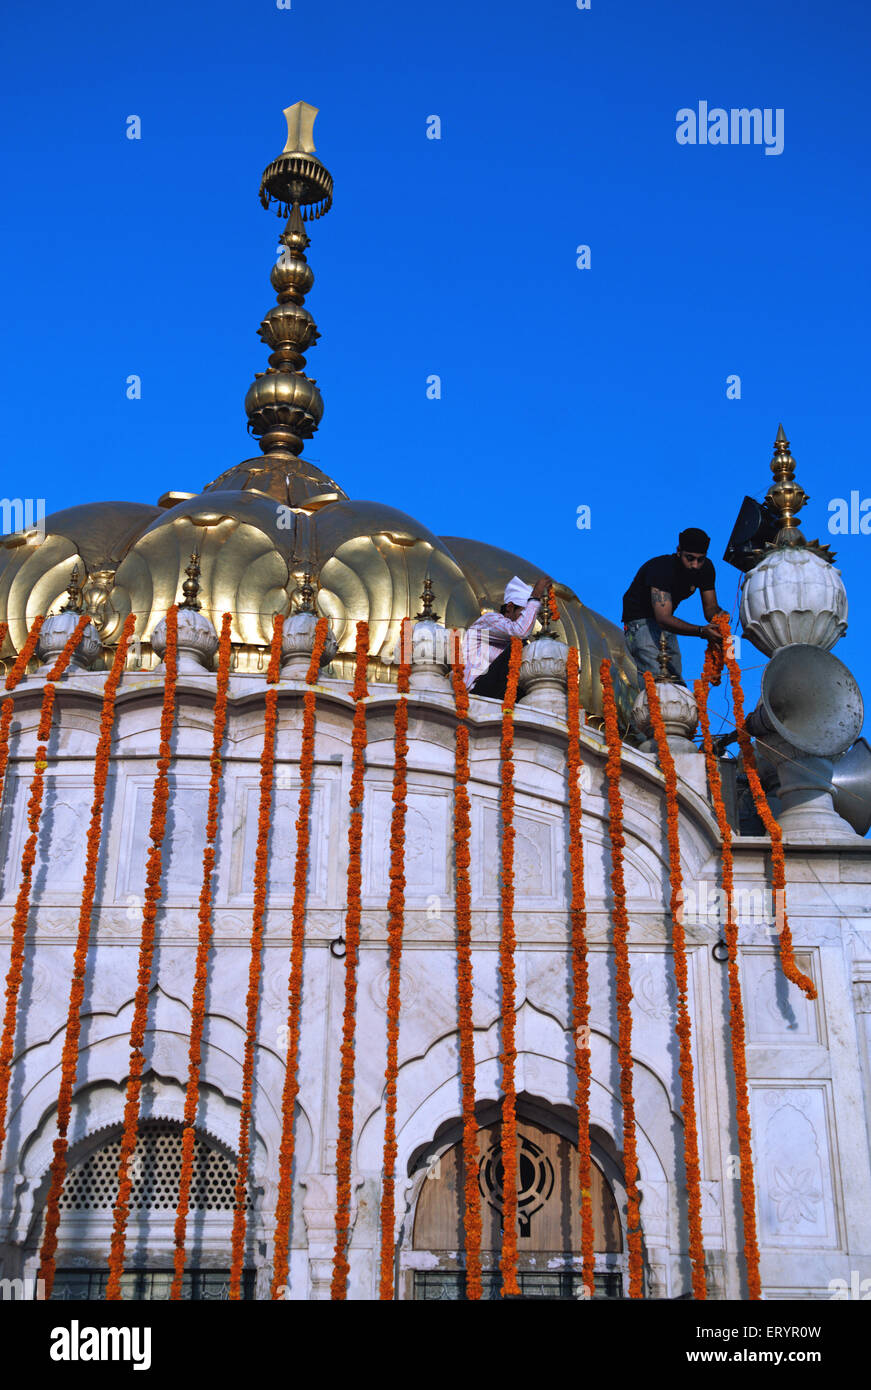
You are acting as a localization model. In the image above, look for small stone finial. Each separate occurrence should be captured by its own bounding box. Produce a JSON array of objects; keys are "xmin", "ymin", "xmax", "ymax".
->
[
  {"xmin": 60, "ymin": 565, "xmax": 83, "ymax": 614},
  {"xmin": 414, "ymin": 577, "xmax": 441, "ymax": 623},
  {"xmin": 179, "ymin": 550, "xmax": 202, "ymax": 611},
  {"xmin": 766, "ymin": 423, "xmax": 809, "ymax": 548}
]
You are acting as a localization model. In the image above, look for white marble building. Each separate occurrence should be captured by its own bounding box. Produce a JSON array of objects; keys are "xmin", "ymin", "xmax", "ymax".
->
[
  {"xmin": 0, "ymin": 103, "xmax": 869, "ymax": 1301},
  {"xmin": 0, "ymin": 625, "xmax": 869, "ymax": 1300}
]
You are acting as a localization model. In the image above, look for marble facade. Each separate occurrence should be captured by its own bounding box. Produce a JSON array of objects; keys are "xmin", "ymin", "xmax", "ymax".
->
[{"xmin": 1, "ymin": 662, "xmax": 870, "ymax": 1300}]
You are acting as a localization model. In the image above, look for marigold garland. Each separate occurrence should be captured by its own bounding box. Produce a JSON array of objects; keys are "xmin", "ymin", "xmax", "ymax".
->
[
  {"xmin": 36, "ymin": 614, "xmax": 137, "ymax": 1296},
  {"xmin": 0, "ymin": 617, "xmax": 43, "ymax": 824},
  {"xmin": 169, "ymin": 613, "xmax": 234, "ymax": 1300},
  {"xmin": 695, "ymin": 645, "xmax": 762, "ymax": 1300},
  {"xmin": 331, "ymin": 622, "xmax": 370, "ymax": 1300},
  {"xmin": 566, "ymin": 646, "xmax": 595, "ymax": 1295},
  {"xmin": 105, "ymin": 607, "xmax": 179, "ymax": 1299},
  {"xmin": 643, "ymin": 672, "xmax": 707, "ymax": 1300},
  {"xmin": 0, "ymin": 613, "xmax": 91, "ymax": 1170},
  {"xmin": 271, "ymin": 615, "xmax": 330, "ymax": 1298},
  {"xmin": 497, "ymin": 635, "xmax": 524, "ymax": 1297},
  {"xmin": 0, "ymin": 619, "xmax": 7, "ymax": 769},
  {"xmin": 599, "ymin": 657, "xmax": 644, "ymax": 1298},
  {"xmin": 4, "ymin": 616, "xmax": 45, "ymax": 691},
  {"xmin": 713, "ymin": 612, "xmax": 815, "ymax": 1002},
  {"xmin": 378, "ymin": 617, "xmax": 413, "ymax": 1300},
  {"xmin": 449, "ymin": 628, "xmax": 483, "ymax": 1299},
  {"xmin": 547, "ymin": 584, "xmax": 560, "ymax": 625},
  {"xmin": 228, "ymin": 613, "xmax": 285, "ymax": 1299},
  {"xmin": 0, "ymin": 618, "xmax": 9, "ymax": 805}
]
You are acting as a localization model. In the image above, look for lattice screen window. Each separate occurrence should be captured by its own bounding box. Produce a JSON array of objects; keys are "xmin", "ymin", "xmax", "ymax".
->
[{"xmin": 59, "ymin": 1119, "xmax": 251, "ymax": 1211}]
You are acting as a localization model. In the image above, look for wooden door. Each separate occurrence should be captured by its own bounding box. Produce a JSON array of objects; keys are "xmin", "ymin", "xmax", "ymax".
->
[{"xmin": 413, "ymin": 1120, "xmax": 622, "ymax": 1254}]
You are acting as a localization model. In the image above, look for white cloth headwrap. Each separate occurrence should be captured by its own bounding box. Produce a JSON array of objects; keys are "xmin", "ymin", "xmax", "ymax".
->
[{"xmin": 503, "ymin": 575, "xmax": 534, "ymax": 606}]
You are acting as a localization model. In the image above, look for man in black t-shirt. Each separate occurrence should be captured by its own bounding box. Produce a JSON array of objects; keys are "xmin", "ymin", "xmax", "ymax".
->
[{"xmin": 621, "ymin": 527, "xmax": 725, "ymax": 686}]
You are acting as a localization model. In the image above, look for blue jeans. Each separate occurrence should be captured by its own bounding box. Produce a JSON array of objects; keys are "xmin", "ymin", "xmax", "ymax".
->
[{"xmin": 623, "ymin": 618, "xmax": 685, "ymax": 686}]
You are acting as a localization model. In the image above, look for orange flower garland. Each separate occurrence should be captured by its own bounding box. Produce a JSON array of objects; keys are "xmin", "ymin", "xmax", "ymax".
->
[
  {"xmin": 378, "ymin": 616, "xmax": 413, "ymax": 1300},
  {"xmin": 566, "ymin": 646, "xmax": 595, "ymax": 1295},
  {"xmin": 0, "ymin": 618, "xmax": 45, "ymax": 812},
  {"xmin": 695, "ymin": 646, "xmax": 762, "ymax": 1300},
  {"xmin": 547, "ymin": 584, "xmax": 560, "ymax": 625},
  {"xmin": 4, "ymin": 616, "xmax": 45, "ymax": 690},
  {"xmin": 0, "ymin": 612, "xmax": 91, "ymax": 1169},
  {"xmin": 105, "ymin": 606, "xmax": 179, "ymax": 1299},
  {"xmin": 331, "ymin": 622, "xmax": 370, "ymax": 1300},
  {"xmin": 498, "ymin": 635, "xmax": 524, "ymax": 1297},
  {"xmin": 0, "ymin": 619, "xmax": 7, "ymax": 783},
  {"xmin": 714, "ymin": 612, "xmax": 815, "ymax": 1002},
  {"xmin": 271, "ymin": 615, "xmax": 330, "ymax": 1298},
  {"xmin": 642, "ymin": 672, "xmax": 707, "ymax": 1299},
  {"xmin": 599, "ymin": 657, "xmax": 644, "ymax": 1298},
  {"xmin": 228, "ymin": 613, "xmax": 285, "ymax": 1300},
  {"xmin": 449, "ymin": 629, "xmax": 483, "ymax": 1299},
  {"xmin": 37, "ymin": 613, "xmax": 137, "ymax": 1296},
  {"xmin": 169, "ymin": 613, "xmax": 234, "ymax": 1300}
]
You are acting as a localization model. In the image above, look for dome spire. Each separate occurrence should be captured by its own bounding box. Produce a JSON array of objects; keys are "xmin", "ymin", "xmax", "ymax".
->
[
  {"xmin": 245, "ymin": 102, "xmax": 334, "ymax": 459},
  {"xmin": 767, "ymin": 423, "xmax": 807, "ymax": 546},
  {"xmin": 765, "ymin": 423, "xmax": 835, "ymax": 562}
]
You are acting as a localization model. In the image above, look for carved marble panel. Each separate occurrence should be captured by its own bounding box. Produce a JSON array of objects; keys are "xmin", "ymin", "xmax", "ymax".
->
[
  {"xmin": 742, "ymin": 950, "xmax": 820, "ymax": 1045},
  {"xmin": 574, "ymin": 827, "xmax": 659, "ymax": 904},
  {"xmin": 752, "ymin": 1085, "xmax": 840, "ymax": 1249},
  {"xmin": 229, "ymin": 776, "xmax": 333, "ymax": 905},
  {"xmin": 363, "ymin": 785, "xmax": 448, "ymax": 899},
  {"xmin": 0, "ymin": 776, "xmax": 93, "ymax": 902},
  {"xmin": 475, "ymin": 802, "xmax": 559, "ymax": 904},
  {"xmin": 117, "ymin": 778, "xmax": 211, "ymax": 902}
]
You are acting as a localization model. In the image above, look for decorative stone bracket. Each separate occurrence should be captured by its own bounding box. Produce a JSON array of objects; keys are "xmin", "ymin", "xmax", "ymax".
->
[{"xmin": 300, "ymin": 1171, "xmax": 364, "ymax": 1299}]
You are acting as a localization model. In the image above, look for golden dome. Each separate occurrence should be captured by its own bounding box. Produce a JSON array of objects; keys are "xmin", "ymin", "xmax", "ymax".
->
[
  {"xmin": 439, "ymin": 535, "xmax": 638, "ymax": 725},
  {"xmin": 0, "ymin": 475, "xmax": 638, "ymax": 724},
  {"xmin": 102, "ymin": 480, "xmax": 480, "ymax": 665},
  {"xmin": 0, "ymin": 501, "xmax": 162, "ymax": 653},
  {"xmin": 0, "ymin": 100, "xmax": 639, "ymax": 725},
  {"xmin": 201, "ymin": 453, "xmax": 347, "ymax": 508}
]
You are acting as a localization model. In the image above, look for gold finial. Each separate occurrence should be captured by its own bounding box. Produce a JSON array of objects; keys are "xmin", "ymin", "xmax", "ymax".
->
[
  {"xmin": 60, "ymin": 565, "xmax": 83, "ymax": 614},
  {"xmin": 296, "ymin": 567, "xmax": 317, "ymax": 614},
  {"xmin": 280, "ymin": 101, "xmax": 319, "ymax": 157},
  {"xmin": 761, "ymin": 424, "xmax": 836, "ymax": 562},
  {"xmin": 246, "ymin": 103, "xmax": 334, "ymax": 461},
  {"xmin": 259, "ymin": 101, "xmax": 333, "ymax": 220},
  {"xmin": 179, "ymin": 550, "xmax": 202, "ymax": 611},
  {"xmin": 766, "ymin": 423, "xmax": 808, "ymax": 547},
  {"xmin": 414, "ymin": 576, "xmax": 440, "ymax": 622}
]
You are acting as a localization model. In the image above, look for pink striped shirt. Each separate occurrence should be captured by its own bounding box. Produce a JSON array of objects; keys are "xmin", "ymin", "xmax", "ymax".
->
[{"xmin": 461, "ymin": 599, "xmax": 542, "ymax": 689}]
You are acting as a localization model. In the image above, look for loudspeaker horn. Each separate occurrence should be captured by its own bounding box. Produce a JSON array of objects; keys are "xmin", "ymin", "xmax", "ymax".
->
[
  {"xmin": 832, "ymin": 737, "xmax": 871, "ymax": 837},
  {"xmin": 745, "ymin": 644, "xmax": 864, "ymax": 759}
]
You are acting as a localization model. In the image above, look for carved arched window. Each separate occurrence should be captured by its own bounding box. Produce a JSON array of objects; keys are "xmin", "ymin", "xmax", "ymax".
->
[
  {"xmin": 407, "ymin": 1112, "xmax": 626, "ymax": 1300},
  {"xmin": 40, "ymin": 1119, "xmax": 256, "ymax": 1301}
]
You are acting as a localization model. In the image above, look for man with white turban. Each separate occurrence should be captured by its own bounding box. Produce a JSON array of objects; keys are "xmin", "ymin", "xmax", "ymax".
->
[{"xmin": 461, "ymin": 573, "xmax": 552, "ymax": 697}]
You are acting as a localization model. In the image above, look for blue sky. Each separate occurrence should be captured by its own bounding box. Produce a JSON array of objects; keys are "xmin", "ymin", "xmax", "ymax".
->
[{"xmin": 1, "ymin": 0, "xmax": 869, "ymax": 744}]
